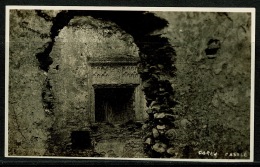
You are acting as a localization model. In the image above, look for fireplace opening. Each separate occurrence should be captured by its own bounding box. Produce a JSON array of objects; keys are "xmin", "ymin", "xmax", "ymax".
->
[
  {"xmin": 94, "ymin": 87, "xmax": 135, "ymax": 124},
  {"xmin": 71, "ymin": 131, "xmax": 92, "ymax": 149}
]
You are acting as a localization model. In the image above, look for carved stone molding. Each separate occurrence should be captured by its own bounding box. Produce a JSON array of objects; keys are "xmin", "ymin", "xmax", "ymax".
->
[{"xmin": 91, "ymin": 65, "xmax": 140, "ymax": 85}]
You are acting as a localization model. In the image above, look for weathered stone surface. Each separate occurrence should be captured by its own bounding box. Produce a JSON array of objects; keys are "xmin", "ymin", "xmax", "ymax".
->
[
  {"xmin": 154, "ymin": 12, "xmax": 251, "ymax": 154},
  {"xmin": 156, "ymin": 125, "xmax": 166, "ymax": 130},
  {"xmin": 142, "ymin": 124, "xmax": 149, "ymax": 131},
  {"xmin": 146, "ymin": 109, "xmax": 153, "ymax": 114},
  {"xmin": 152, "ymin": 143, "xmax": 167, "ymax": 153},
  {"xmin": 167, "ymin": 147, "xmax": 176, "ymax": 155},
  {"xmin": 154, "ymin": 113, "xmax": 165, "ymax": 119},
  {"xmin": 145, "ymin": 138, "xmax": 152, "ymax": 145},
  {"xmin": 180, "ymin": 119, "xmax": 191, "ymax": 129},
  {"xmin": 152, "ymin": 128, "xmax": 160, "ymax": 138},
  {"xmin": 165, "ymin": 129, "xmax": 177, "ymax": 140},
  {"xmin": 154, "ymin": 113, "xmax": 176, "ymax": 120},
  {"xmin": 8, "ymin": 10, "xmax": 53, "ymax": 156},
  {"xmin": 151, "ymin": 104, "xmax": 160, "ymax": 112}
]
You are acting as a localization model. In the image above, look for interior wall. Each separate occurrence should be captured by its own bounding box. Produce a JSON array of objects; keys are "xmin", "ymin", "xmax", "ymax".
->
[{"xmin": 47, "ymin": 16, "xmax": 141, "ymax": 152}]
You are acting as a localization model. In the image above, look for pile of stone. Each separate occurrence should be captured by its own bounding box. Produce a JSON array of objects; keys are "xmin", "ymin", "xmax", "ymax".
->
[{"xmin": 137, "ymin": 35, "xmax": 178, "ymax": 158}]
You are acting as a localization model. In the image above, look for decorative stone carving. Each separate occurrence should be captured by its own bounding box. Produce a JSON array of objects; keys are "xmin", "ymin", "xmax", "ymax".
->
[{"xmin": 91, "ymin": 65, "xmax": 140, "ymax": 84}]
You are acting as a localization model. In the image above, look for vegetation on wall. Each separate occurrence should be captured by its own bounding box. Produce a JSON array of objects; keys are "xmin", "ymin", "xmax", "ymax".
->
[{"xmin": 137, "ymin": 35, "xmax": 178, "ymax": 157}]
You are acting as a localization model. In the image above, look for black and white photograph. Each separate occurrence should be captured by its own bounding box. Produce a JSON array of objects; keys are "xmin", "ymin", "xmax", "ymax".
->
[{"xmin": 5, "ymin": 6, "xmax": 255, "ymax": 161}]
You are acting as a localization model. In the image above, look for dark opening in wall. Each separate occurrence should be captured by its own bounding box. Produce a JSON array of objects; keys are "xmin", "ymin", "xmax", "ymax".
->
[
  {"xmin": 205, "ymin": 48, "xmax": 219, "ymax": 55},
  {"xmin": 95, "ymin": 87, "xmax": 135, "ymax": 124},
  {"xmin": 205, "ymin": 39, "xmax": 221, "ymax": 58},
  {"xmin": 71, "ymin": 131, "xmax": 91, "ymax": 149}
]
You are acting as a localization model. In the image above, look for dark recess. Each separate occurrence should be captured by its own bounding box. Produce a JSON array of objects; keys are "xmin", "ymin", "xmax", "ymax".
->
[
  {"xmin": 71, "ymin": 131, "xmax": 92, "ymax": 149},
  {"xmin": 205, "ymin": 39, "xmax": 221, "ymax": 58}
]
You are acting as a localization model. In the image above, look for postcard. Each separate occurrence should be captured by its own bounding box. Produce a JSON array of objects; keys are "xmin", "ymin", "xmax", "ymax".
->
[{"xmin": 5, "ymin": 6, "xmax": 255, "ymax": 162}]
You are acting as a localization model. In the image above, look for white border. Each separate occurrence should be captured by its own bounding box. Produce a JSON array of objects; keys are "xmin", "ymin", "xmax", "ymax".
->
[
  {"xmin": 5, "ymin": 6, "xmax": 256, "ymax": 162},
  {"xmin": 250, "ymin": 6, "xmax": 256, "ymax": 163},
  {"xmin": 5, "ymin": 6, "xmax": 256, "ymax": 12}
]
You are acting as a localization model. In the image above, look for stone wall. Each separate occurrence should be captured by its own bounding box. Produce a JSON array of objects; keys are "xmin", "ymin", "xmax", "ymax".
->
[
  {"xmin": 8, "ymin": 10, "xmax": 252, "ymax": 158},
  {"xmin": 47, "ymin": 16, "xmax": 140, "ymax": 153},
  {"xmin": 154, "ymin": 12, "xmax": 251, "ymax": 157},
  {"xmin": 8, "ymin": 10, "xmax": 55, "ymax": 155}
]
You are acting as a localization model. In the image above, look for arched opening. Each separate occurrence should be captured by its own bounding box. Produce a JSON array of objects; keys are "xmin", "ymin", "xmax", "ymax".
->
[{"xmin": 37, "ymin": 10, "xmax": 176, "ymax": 158}]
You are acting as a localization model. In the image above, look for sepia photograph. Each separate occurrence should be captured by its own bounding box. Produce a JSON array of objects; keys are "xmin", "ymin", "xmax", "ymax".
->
[{"xmin": 5, "ymin": 6, "xmax": 255, "ymax": 162}]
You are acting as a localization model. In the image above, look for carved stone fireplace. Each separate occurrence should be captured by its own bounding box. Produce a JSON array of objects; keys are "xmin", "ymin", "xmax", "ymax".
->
[{"xmin": 87, "ymin": 59, "xmax": 147, "ymax": 123}]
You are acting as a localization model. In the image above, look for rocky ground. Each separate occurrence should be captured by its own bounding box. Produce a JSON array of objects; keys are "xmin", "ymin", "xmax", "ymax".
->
[
  {"xmin": 91, "ymin": 121, "xmax": 147, "ymax": 158},
  {"xmin": 49, "ymin": 119, "xmax": 250, "ymax": 159},
  {"xmin": 51, "ymin": 120, "xmax": 148, "ymax": 158}
]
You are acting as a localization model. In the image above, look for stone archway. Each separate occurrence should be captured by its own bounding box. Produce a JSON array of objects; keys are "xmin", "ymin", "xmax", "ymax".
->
[
  {"xmin": 46, "ymin": 15, "xmax": 149, "ymax": 155},
  {"xmin": 38, "ymin": 11, "xmax": 176, "ymax": 157}
]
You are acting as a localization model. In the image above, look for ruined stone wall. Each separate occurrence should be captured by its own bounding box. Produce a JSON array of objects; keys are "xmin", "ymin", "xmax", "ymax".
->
[
  {"xmin": 47, "ymin": 16, "xmax": 140, "ymax": 152},
  {"xmin": 154, "ymin": 12, "xmax": 251, "ymax": 157},
  {"xmin": 8, "ymin": 10, "xmax": 143, "ymax": 156},
  {"xmin": 8, "ymin": 10, "xmax": 57, "ymax": 155},
  {"xmin": 8, "ymin": 10, "xmax": 251, "ymax": 158}
]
